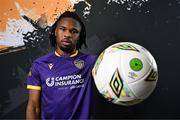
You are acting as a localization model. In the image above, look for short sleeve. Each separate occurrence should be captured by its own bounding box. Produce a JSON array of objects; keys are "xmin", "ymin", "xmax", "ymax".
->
[{"xmin": 27, "ymin": 61, "xmax": 41, "ymax": 90}]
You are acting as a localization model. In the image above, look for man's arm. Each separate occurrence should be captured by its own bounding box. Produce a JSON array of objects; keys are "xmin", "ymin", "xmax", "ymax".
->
[{"xmin": 26, "ymin": 89, "xmax": 41, "ymax": 119}]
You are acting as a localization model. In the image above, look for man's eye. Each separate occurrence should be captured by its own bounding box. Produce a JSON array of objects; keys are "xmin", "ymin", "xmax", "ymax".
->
[
  {"xmin": 59, "ymin": 27, "xmax": 65, "ymax": 31},
  {"xmin": 72, "ymin": 30, "xmax": 79, "ymax": 34}
]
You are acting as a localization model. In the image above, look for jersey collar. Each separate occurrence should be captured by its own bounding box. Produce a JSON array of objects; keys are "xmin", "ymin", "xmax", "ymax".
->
[{"xmin": 55, "ymin": 50, "xmax": 78, "ymax": 57}]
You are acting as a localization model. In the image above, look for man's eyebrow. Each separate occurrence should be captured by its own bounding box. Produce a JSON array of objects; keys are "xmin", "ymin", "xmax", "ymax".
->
[
  {"xmin": 71, "ymin": 28, "xmax": 79, "ymax": 30},
  {"xmin": 58, "ymin": 25, "xmax": 65, "ymax": 28},
  {"xmin": 58, "ymin": 25, "xmax": 79, "ymax": 30}
]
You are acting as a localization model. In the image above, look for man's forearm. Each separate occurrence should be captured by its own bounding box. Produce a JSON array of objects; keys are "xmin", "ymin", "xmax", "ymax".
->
[{"xmin": 26, "ymin": 105, "xmax": 40, "ymax": 119}]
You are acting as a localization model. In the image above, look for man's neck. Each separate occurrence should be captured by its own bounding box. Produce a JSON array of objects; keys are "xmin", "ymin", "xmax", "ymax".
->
[{"xmin": 55, "ymin": 48, "xmax": 76, "ymax": 56}]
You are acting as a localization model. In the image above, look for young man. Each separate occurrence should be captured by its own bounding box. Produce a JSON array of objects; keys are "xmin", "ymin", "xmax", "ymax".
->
[{"xmin": 26, "ymin": 11, "xmax": 97, "ymax": 119}]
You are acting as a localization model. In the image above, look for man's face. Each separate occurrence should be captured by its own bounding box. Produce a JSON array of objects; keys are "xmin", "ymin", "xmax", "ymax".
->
[{"xmin": 55, "ymin": 17, "xmax": 81, "ymax": 53}]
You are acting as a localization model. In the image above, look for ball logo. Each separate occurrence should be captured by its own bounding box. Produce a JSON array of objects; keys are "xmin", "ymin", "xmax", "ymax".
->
[
  {"xmin": 130, "ymin": 58, "xmax": 143, "ymax": 71},
  {"xmin": 46, "ymin": 78, "xmax": 54, "ymax": 87},
  {"xmin": 110, "ymin": 69, "xmax": 123, "ymax": 98}
]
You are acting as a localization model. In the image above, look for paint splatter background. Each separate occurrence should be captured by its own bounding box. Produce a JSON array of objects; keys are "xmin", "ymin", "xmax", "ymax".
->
[{"xmin": 0, "ymin": 0, "xmax": 180, "ymax": 119}]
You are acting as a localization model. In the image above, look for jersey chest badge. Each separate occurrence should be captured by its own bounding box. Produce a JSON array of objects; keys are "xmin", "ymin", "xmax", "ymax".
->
[{"xmin": 74, "ymin": 59, "xmax": 85, "ymax": 69}]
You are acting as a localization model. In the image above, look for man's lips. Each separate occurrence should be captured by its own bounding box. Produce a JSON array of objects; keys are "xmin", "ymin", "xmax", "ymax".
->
[{"xmin": 61, "ymin": 39, "xmax": 72, "ymax": 46}]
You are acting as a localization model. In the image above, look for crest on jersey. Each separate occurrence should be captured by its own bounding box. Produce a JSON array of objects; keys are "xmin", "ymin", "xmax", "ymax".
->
[
  {"xmin": 48, "ymin": 63, "xmax": 54, "ymax": 70},
  {"xmin": 74, "ymin": 59, "xmax": 85, "ymax": 69}
]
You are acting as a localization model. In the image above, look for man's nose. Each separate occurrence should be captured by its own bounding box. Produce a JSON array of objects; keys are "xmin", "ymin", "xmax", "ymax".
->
[{"xmin": 64, "ymin": 30, "xmax": 72, "ymax": 38}]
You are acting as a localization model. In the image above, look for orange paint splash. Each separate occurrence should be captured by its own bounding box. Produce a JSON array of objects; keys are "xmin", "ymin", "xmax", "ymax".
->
[
  {"xmin": 0, "ymin": 45, "xmax": 10, "ymax": 49},
  {"xmin": 0, "ymin": 0, "xmax": 73, "ymax": 32}
]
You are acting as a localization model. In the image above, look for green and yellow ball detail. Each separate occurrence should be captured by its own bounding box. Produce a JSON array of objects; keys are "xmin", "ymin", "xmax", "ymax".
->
[{"xmin": 130, "ymin": 58, "xmax": 143, "ymax": 71}]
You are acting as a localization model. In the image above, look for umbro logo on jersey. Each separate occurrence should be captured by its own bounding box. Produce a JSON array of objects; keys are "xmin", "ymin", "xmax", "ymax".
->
[
  {"xmin": 74, "ymin": 59, "xmax": 85, "ymax": 69},
  {"xmin": 48, "ymin": 63, "xmax": 54, "ymax": 70}
]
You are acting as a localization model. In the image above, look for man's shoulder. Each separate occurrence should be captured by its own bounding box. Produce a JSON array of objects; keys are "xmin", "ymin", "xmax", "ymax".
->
[
  {"xmin": 34, "ymin": 52, "xmax": 55, "ymax": 64},
  {"xmin": 78, "ymin": 52, "xmax": 97, "ymax": 63}
]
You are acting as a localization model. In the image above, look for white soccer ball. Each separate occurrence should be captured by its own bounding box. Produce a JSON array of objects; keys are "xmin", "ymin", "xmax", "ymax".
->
[{"xmin": 93, "ymin": 42, "xmax": 158, "ymax": 106}]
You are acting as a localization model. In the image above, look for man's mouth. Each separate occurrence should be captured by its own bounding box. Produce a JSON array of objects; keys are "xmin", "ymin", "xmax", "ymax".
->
[{"xmin": 61, "ymin": 39, "xmax": 72, "ymax": 46}]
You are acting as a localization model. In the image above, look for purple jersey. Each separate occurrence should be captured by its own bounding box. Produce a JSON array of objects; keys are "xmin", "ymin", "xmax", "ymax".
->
[{"xmin": 27, "ymin": 50, "xmax": 97, "ymax": 119}]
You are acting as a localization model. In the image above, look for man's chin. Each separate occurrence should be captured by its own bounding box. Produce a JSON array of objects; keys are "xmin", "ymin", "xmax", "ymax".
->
[{"xmin": 60, "ymin": 46, "xmax": 74, "ymax": 53}]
